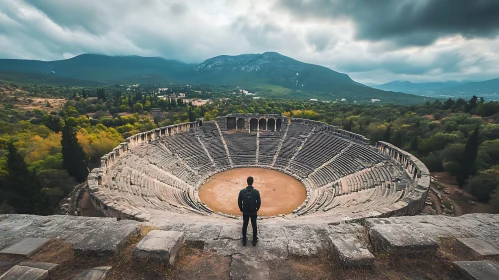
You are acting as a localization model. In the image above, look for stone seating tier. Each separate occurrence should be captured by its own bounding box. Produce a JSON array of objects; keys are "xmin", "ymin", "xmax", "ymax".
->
[{"xmin": 88, "ymin": 117, "xmax": 429, "ymax": 223}]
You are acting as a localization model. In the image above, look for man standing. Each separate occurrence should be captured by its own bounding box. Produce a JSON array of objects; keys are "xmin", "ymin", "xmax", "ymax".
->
[{"xmin": 238, "ymin": 176, "xmax": 261, "ymax": 246}]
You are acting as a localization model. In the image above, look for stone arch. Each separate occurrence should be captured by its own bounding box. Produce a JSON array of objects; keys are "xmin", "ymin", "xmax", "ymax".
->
[
  {"xmin": 250, "ymin": 118, "xmax": 258, "ymax": 132},
  {"xmin": 237, "ymin": 118, "xmax": 245, "ymax": 130},
  {"xmin": 259, "ymin": 118, "xmax": 267, "ymax": 131},
  {"xmin": 227, "ymin": 117, "xmax": 236, "ymax": 130},
  {"xmin": 268, "ymin": 118, "xmax": 276, "ymax": 132},
  {"xmin": 276, "ymin": 118, "xmax": 282, "ymax": 131}
]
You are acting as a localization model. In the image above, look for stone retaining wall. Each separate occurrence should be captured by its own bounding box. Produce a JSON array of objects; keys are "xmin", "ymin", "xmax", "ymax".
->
[
  {"xmin": 376, "ymin": 141, "xmax": 430, "ymax": 217},
  {"xmin": 86, "ymin": 120, "xmax": 202, "ymax": 220}
]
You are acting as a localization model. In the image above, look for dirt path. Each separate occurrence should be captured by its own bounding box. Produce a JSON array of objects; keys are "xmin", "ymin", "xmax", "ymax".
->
[
  {"xmin": 431, "ymin": 186, "xmax": 464, "ymax": 216},
  {"xmin": 428, "ymin": 190, "xmax": 443, "ymax": 215}
]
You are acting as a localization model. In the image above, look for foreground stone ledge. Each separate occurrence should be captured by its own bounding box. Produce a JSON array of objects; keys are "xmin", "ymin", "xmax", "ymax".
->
[
  {"xmin": 132, "ymin": 230, "xmax": 185, "ymax": 265},
  {"xmin": 73, "ymin": 223, "xmax": 139, "ymax": 257},
  {"xmin": 74, "ymin": 266, "xmax": 112, "ymax": 280},
  {"xmin": 331, "ymin": 234, "xmax": 375, "ymax": 267},
  {"xmin": 18, "ymin": 262, "xmax": 58, "ymax": 273},
  {"xmin": 0, "ymin": 265, "xmax": 48, "ymax": 280},
  {"xmin": 0, "ymin": 215, "xmax": 140, "ymax": 257},
  {"xmin": 453, "ymin": 261, "xmax": 499, "ymax": 280},
  {"xmin": 368, "ymin": 225, "xmax": 438, "ymax": 257},
  {"xmin": 0, "ymin": 238, "xmax": 50, "ymax": 258},
  {"xmin": 456, "ymin": 238, "xmax": 499, "ymax": 259}
]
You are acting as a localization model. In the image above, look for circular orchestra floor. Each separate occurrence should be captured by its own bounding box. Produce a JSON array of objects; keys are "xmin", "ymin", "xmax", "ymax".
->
[{"xmin": 198, "ymin": 168, "xmax": 306, "ymax": 216}]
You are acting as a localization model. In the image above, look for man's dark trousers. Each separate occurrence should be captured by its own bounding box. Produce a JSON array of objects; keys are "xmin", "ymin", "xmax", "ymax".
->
[{"xmin": 242, "ymin": 214, "xmax": 257, "ymax": 241}]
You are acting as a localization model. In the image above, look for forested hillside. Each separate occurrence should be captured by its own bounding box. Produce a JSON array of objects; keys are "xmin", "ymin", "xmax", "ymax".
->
[
  {"xmin": 1, "ymin": 80, "xmax": 499, "ymax": 214},
  {"xmin": 0, "ymin": 54, "xmax": 426, "ymax": 104}
]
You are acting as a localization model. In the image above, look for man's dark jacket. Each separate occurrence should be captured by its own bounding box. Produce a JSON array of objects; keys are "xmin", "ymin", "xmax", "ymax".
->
[{"xmin": 238, "ymin": 186, "xmax": 261, "ymax": 215}]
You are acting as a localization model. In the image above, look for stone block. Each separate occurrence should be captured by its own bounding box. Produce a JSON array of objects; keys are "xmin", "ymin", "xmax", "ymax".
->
[
  {"xmin": 17, "ymin": 262, "xmax": 58, "ymax": 273},
  {"xmin": 331, "ymin": 235, "xmax": 375, "ymax": 267},
  {"xmin": 457, "ymin": 238, "xmax": 499, "ymax": 259},
  {"xmin": 73, "ymin": 222, "xmax": 138, "ymax": 257},
  {"xmin": 369, "ymin": 225, "xmax": 438, "ymax": 256},
  {"xmin": 0, "ymin": 238, "xmax": 50, "ymax": 258},
  {"xmin": 74, "ymin": 266, "xmax": 112, "ymax": 280},
  {"xmin": 454, "ymin": 261, "xmax": 499, "ymax": 280},
  {"xmin": 0, "ymin": 265, "xmax": 48, "ymax": 280},
  {"xmin": 132, "ymin": 230, "xmax": 184, "ymax": 265}
]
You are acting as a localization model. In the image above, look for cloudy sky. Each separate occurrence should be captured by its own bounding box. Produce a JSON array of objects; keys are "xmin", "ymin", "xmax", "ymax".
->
[{"xmin": 1, "ymin": 0, "xmax": 499, "ymax": 84}]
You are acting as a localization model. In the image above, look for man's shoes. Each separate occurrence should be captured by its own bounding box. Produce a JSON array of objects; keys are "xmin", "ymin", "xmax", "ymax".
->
[
  {"xmin": 252, "ymin": 238, "xmax": 258, "ymax": 246},
  {"xmin": 242, "ymin": 239, "xmax": 247, "ymax": 246}
]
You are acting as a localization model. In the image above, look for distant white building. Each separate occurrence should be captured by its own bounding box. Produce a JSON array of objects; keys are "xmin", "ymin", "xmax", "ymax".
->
[
  {"xmin": 310, "ymin": 98, "xmax": 318, "ymax": 101},
  {"xmin": 371, "ymin": 99, "xmax": 381, "ymax": 103}
]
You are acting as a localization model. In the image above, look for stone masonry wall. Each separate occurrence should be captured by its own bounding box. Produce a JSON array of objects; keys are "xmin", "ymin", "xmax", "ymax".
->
[
  {"xmin": 86, "ymin": 120, "xmax": 202, "ymax": 220},
  {"xmin": 376, "ymin": 141, "xmax": 430, "ymax": 217}
]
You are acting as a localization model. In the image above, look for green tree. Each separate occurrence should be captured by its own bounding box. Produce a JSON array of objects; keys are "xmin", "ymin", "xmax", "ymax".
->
[
  {"xmin": 3, "ymin": 143, "xmax": 47, "ymax": 214},
  {"xmin": 383, "ymin": 124, "xmax": 392, "ymax": 143},
  {"xmin": 45, "ymin": 115, "xmax": 62, "ymax": 133},
  {"xmin": 61, "ymin": 123, "xmax": 89, "ymax": 182},
  {"xmin": 468, "ymin": 169, "xmax": 499, "ymax": 202},
  {"xmin": 457, "ymin": 127, "xmax": 480, "ymax": 187},
  {"xmin": 96, "ymin": 88, "xmax": 106, "ymax": 101}
]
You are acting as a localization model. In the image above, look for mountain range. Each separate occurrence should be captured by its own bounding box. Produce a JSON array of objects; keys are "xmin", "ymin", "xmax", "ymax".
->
[
  {"xmin": 371, "ymin": 79, "xmax": 499, "ymax": 101},
  {"xmin": 0, "ymin": 52, "xmax": 429, "ymax": 103}
]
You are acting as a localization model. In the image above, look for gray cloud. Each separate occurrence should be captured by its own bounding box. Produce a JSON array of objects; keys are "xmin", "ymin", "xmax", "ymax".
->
[
  {"xmin": 0, "ymin": 0, "xmax": 498, "ymax": 84},
  {"xmin": 277, "ymin": 0, "xmax": 499, "ymax": 46}
]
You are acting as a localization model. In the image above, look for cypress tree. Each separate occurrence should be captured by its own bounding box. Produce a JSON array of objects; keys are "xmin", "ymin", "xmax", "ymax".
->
[
  {"xmin": 5, "ymin": 143, "xmax": 45, "ymax": 214},
  {"xmin": 457, "ymin": 126, "xmax": 480, "ymax": 187},
  {"xmin": 61, "ymin": 124, "xmax": 89, "ymax": 182},
  {"xmin": 344, "ymin": 119, "xmax": 353, "ymax": 132},
  {"xmin": 383, "ymin": 124, "xmax": 392, "ymax": 142}
]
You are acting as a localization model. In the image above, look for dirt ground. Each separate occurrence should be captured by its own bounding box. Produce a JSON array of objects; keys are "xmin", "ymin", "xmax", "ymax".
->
[
  {"xmin": 198, "ymin": 168, "xmax": 306, "ymax": 216},
  {"xmin": 15, "ymin": 97, "xmax": 66, "ymax": 113},
  {"xmin": 432, "ymin": 172, "xmax": 497, "ymax": 215}
]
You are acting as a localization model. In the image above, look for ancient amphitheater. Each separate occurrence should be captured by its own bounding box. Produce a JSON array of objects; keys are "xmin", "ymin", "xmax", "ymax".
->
[
  {"xmin": 2, "ymin": 114, "xmax": 499, "ymax": 279},
  {"xmin": 88, "ymin": 114, "xmax": 429, "ymax": 224}
]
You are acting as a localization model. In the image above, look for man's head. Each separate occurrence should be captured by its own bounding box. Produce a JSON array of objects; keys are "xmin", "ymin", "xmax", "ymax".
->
[{"xmin": 247, "ymin": 176, "xmax": 254, "ymax": 186}]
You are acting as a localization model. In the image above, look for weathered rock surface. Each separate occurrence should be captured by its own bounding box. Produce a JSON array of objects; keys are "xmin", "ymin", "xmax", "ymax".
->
[
  {"xmin": 366, "ymin": 214, "xmax": 499, "ymax": 249},
  {"xmin": 74, "ymin": 266, "xmax": 112, "ymax": 280},
  {"xmin": 0, "ymin": 265, "xmax": 48, "ymax": 280},
  {"xmin": 1, "ymin": 213, "xmax": 499, "ymax": 279},
  {"xmin": 368, "ymin": 224, "xmax": 438, "ymax": 256},
  {"xmin": 330, "ymin": 234, "xmax": 374, "ymax": 267},
  {"xmin": 17, "ymin": 262, "xmax": 58, "ymax": 273},
  {"xmin": 0, "ymin": 238, "xmax": 50, "ymax": 258},
  {"xmin": 453, "ymin": 261, "xmax": 499, "ymax": 280},
  {"xmin": 132, "ymin": 230, "xmax": 184, "ymax": 265},
  {"xmin": 457, "ymin": 238, "xmax": 499, "ymax": 259},
  {"xmin": 0, "ymin": 215, "xmax": 139, "ymax": 256},
  {"xmin": 230, "ymin": 254, "xmax": 269, "ymax": 280}
]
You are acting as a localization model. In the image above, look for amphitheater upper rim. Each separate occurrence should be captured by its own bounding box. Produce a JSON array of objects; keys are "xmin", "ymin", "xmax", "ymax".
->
[{"xmin": 85, "ymin": 116, "xmax": 431, "ymax": 224}]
